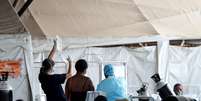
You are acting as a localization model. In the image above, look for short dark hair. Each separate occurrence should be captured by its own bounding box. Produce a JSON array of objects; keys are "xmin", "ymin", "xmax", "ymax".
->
[
  {"xmin": 174, "ymin": 83, "xmax": 182, "ymax": 90},
  {"xmin": 40, "ymin": 58, "xmax": 55, "ymax": 73},
  {"xmin": 94, "ymin": 95, "xmax": 107, "ymax": 101},
  {"xmin": 75, "ymin": 59, "xmax": 88, "ymax": 72}
]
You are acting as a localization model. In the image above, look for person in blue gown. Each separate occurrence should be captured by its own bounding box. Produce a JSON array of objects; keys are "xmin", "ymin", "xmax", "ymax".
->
[{"xmin": 97, "ymin": 64, "xmax": 126, "ymax": 101}]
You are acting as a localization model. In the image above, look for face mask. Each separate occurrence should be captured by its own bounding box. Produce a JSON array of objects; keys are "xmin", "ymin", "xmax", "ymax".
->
[{"xmin": 177, "ymin": 89, "xmax": 183, "ymax": 96}]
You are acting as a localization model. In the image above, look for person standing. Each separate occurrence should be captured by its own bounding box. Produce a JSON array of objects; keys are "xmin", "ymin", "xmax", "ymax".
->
[
  {"xmin": 65, "ymin": 59, "xmax": 94, "ymax": 101},
  {"xmin": 38, "ymin": 40, "xmax": 72, "ymax": 101}
]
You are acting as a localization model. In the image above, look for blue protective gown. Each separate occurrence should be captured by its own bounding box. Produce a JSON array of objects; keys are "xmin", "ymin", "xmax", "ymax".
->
[{"xmin": 97, "ymin": 76, "xmax": 126, "ymax": 101}]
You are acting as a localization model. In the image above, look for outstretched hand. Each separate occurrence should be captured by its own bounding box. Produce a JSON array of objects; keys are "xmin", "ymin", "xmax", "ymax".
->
[
  {"xmin": 66, "ymin": 56, "xmax": 72, "ymax": 77},
  {"xmin": 66, "ymin": 56, "xmax": 71, "ymax": 62},
  {"xmin": 53, "ymin": 39, "xmax": 57, "ymax": 47},
  {"xmin": 48, "ymin": 39, "xmax": 57, "ymax": 60}
]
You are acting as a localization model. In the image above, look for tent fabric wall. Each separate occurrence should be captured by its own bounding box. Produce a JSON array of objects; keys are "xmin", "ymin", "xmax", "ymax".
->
[
  {"xmin": 157, "ymin": 40, "xmax": 169, "ymax": 81},
  {"xmin": 2, "ymin": 46, "xmax": 31, "ymax": 101},
  {"xmin": 32, "ymin": 40, "xmax": 158, "ymax": 98},
  {"xmin": 165, "ymin": 46, "xmax": 201, "ymax": 100},
  {"xmin": 126, "ymin": 46, "xmax": 157, "ymax": 95},
  {"xmin": 0, "ymin": 34, "xmax": 34, "ymax": 101},
  {"xmin": 32, "ymin": 35, "xmax": 169, "ymax": 51}
]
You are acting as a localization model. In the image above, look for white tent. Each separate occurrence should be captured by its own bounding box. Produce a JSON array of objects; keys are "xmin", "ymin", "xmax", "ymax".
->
[
  {"xmin": 28, "ymin": 0, "xmax": 201, "ymax": 38},
  {"xmin": 0, "ymin": 0, "xmax": 201, "ymax": 101}
]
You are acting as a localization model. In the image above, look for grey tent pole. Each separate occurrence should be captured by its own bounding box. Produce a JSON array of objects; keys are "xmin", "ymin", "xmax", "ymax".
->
[{"xmin": 18, "ymin": 0, "xmax": 33, "ymax": 16}]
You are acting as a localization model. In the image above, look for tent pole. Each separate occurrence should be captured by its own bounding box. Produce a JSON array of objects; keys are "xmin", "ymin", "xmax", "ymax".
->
[{"xmin": 18, "ymin": 0, "xmax": 33, "ymax": 16}]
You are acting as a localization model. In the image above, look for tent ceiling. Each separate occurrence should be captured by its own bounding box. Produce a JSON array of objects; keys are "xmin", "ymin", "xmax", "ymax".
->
[
  {"xmin": 1, "ymin": 0, "xmax": 201, "ymax": 38},
  {"xmin": 135, "ymin": 0, "xmax": 201, "ymax": 38},
  {"xmin": 29, "ymin": 0, "xmax": 201, "ymax": 38},
  {"xmin": 29, "ymin": 0, "xmax": 158, "ymax": 37},
  {"xmin": 0, "ymin": 0, "xmax": 25, "ymax": 34}
]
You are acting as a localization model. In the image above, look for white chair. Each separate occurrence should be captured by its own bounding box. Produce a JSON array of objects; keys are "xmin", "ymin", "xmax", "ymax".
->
[{"xmin": 85, "ymin": 91, "xmax": 106, "ymax": 101}]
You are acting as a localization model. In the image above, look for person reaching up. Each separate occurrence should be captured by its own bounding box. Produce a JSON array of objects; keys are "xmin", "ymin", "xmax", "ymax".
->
[{"xmin": 38, "ymin": 40, "xmax": 72, "ymax": 101}]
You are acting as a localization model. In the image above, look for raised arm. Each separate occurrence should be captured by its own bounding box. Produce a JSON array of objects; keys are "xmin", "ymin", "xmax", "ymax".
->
[
  {"xmin": 48, "ymin": 40, "xmax": 57, "ymax": 60},
  {"xmin": 66, "ymin": 56, "xmax": 72, "ymax": 79}
]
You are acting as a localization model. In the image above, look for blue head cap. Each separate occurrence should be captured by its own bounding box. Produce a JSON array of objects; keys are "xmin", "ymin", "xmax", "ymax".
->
[{"xmin": 104, "ymin": 64, "xmax": 114, "ymax": 78}]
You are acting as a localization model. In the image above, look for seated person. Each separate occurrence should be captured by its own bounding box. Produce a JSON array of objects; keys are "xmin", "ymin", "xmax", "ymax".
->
[
  {"xmin": 173, "ymin": 83, "xmax": 183, "ymax": 96},
  {"xmin": 162, "ymin": 96, "xmax": 197, "ymax": 101},
  {"xmin": 95, "ymin": 95, "xmax": 107, "ymax": 101},
  {"xmin": 172, "ymin": 83, "xmax": 197, "ymax": 101},
  {"xmin": 97, "ymin": 64, "xmax": 126, "ymax": 101},
  {"xmin": 65, "ymin": 59, "xmax": 95, "ymax": 101}
]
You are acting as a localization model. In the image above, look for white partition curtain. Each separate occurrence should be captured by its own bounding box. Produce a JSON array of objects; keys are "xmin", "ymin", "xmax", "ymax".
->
[
  {"xmin": 32, "ymin": 39, "xmax": 201, "ymax": 101},
  {"xmin": 165, "ymin": 46, "xmax": 201, "ymax": 100},
  {"xmin": 32, "ymin": 44, "xmax": 157, "ymax": 98},
  {"xmin": 126, "ymin": 46, "xmax": 157, "ymax": 95},
  {"xmin": 0, "ymin": 34, "xmax": 33, "ymax": 101}
]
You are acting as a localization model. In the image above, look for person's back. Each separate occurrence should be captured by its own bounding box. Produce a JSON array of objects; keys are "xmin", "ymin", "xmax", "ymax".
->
[
  {"xmin": 66, "ymin": 74, "xmax": 94, "ymax": 101},
  {"xmin": 38, "ymin": 40, "xmax": 73, "ymax": 101},
  {"xmin": 65, "ymin": 59, "xmax": 94, "ymax": 101},
  {"xmin": 97, "ymin": 64, "xmax": 126, "ymax": 101},
  {"xmin": 97, "ymin": 76, "xmax": 125, "ymax": 101},
  {"xmin": 39, "ymin": 73, "xmax": 66, "ymax": 101}
]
